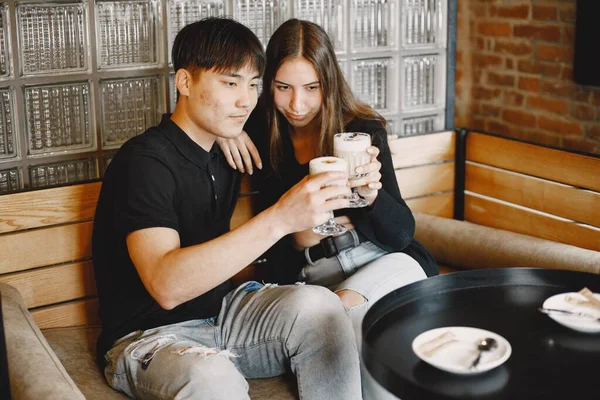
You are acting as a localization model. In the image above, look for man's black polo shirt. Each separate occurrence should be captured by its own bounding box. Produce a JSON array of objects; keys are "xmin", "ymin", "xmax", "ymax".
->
[{"xmin": 92, "ymin": 114, "xmax": 239, "ymax": 363}]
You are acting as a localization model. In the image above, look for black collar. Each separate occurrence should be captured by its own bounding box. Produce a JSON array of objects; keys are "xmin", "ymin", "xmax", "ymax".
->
[{"xmin": 158, "ymin": 114, "xmax": 222, "ymax": 169}]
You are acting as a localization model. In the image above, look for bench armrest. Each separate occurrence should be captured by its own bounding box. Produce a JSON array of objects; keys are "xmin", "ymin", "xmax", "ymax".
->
[
  {"xmin": 414, "ymin": 213, "xmax": 600, "ymax": 273},
  {"xmin": 0, "ymin": 283, "xmax": 85, "ymax": 400}
]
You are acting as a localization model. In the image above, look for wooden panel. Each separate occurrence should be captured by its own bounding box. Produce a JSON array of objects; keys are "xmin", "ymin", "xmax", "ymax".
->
[
  {"xmin": 0, "ymin": 262, "xmax": 96, "ymax": 308},
  {"xmin": 466, "ymin": 163, "xmax": 600, "ymax": 229},
  {"xmin": 467, "ymin": 133, "xmax": 600, "ymax": 192},
  {"xmin": 396, "ymin": 162, "xmax": 455, "ymax": 199},
  {"xmin": 465, "ymin": 194, "xmax": 600, "ymax": 251},
  {"xmin": 231, "ymin": 196, "xmax": 254, "ymax": 230},
  {"xmin": 0, "ymin": 222, "xmax": 93, "ymax": 274},
  {"xmin": 0, "ymin": 182, "xmax": 100, "ymax": 234},
  {"xmin": 406, "ymin": 193, "xmax": 454, "ymax": 218},
  {"xmin": 390, "ymin": 131, "xmax": 455, "ymax": 168},
  {"xmin": 32, "ymin": 298, "xmax": 101, "ymax": 329}
]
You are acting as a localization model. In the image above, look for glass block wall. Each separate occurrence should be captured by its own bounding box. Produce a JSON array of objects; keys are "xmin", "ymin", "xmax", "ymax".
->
[{"xmin": 0, "ymin": 0, "xmax": 448, "ymax": 193}]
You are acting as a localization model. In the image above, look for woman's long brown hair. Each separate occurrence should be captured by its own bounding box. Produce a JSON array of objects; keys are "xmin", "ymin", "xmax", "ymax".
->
[{"xmin": 262, "ymin": 19, "xmax": 386, "ymax": 171}]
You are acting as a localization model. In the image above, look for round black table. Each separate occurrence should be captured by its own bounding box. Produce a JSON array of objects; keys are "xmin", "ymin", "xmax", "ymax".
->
[{"xmin": 362, "ymin": 268, "xmax": 600, "ymax": 400}]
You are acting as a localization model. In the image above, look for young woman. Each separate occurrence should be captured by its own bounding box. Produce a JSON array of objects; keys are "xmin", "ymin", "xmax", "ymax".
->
[{"xmin": 219, "ymin": 19, "xmax": 438, "ymax": 344}]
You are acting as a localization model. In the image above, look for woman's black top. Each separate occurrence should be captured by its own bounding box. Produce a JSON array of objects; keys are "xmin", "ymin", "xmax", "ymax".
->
[{"xmin": 244, "ymin": 109, "xmax": 438, "ymax": 283}]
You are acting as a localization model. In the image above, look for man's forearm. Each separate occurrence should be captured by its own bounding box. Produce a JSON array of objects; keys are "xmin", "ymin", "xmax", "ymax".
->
[{"xmin": 150, "ymin": 206, "xmax": 286, "ymax": 309}]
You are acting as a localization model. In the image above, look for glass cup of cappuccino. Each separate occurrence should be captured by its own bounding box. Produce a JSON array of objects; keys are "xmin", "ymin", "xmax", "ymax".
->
[
  {"xmin": 309, "ymin": 156, "xmax": 348, "ymax": 236},
  {"xmin": 333, "ymin": 132, "xmax": 371, "ymax": 208}
]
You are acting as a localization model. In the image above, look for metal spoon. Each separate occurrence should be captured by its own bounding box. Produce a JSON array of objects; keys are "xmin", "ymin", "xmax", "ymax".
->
[{"xmin": 470, "ymin": 337, "xmax": 498, "ymax": 369}]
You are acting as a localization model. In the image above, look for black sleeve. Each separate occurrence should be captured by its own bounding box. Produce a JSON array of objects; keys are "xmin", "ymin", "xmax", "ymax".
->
[
  {"xmin": 114, "ymin": 149, "xmax": 179, "ymax": 238},
  {"xmin": 349, "ymin": 123, "xmax": 415, "ymax": 252}
]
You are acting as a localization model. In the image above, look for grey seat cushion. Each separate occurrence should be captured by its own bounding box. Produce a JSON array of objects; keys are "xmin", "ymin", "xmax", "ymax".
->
[{"xmin": 43, "ymin": 326, "xmax": 297, "ymax": 400}]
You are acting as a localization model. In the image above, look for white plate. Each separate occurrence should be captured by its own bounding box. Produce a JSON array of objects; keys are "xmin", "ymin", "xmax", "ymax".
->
[
  {"xmin": 542, "ymin": 292, "xmax": 600, "ymax": 333},
  {"xmin": 412, "ymin": 326, "xmax": 512, "ymax": 375}
]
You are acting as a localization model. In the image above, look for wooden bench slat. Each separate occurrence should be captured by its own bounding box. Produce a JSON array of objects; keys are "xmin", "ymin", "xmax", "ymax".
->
[
  {"xmin": 467, "ymin": 133, "xmax": 600, "ymax": 192},
  {"xmin": 396, "ymin": 162, "xmax": 455, "ymax": 199},
  {"xmin": 466, "ymin": 163, "xmax": 600, "ymax": 229},
  {"xmin": 32, "ymin": 297, "xmax": 100, "ymax": 329},
  {"xmin": 407, "ymin": 192, "xmax": 454, "ymax": 218},
  {"xmin": 0, "ymin": 182, "xmax": 100, "ymax": 234},
  {"xmin": 390, "ymin": 131, "xmax": 455, "ymax": 169},
  {"xmin": 465, "ymin": 194, "xmax": 600, "ymax": 252},
  {"xmin": 0, "ymin": 262, "xmax": 96, "ymax": 309},
  {"xmin": 0, "ymin": 222, "xmax": 93, "ymax": 274}
]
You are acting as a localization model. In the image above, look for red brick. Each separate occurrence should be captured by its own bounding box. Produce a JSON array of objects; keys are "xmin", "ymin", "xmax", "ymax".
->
[
  {"xmin": 502, "ymin": 109, "xmax": 537, "ymax": 127},
  {"xmin": 533, "ymin": 6, "xmax": 557, "ymax": 21},
  {"xmin": 487, "ymin": 71, "xmax": 515, "ymax": 87},
  {"xmin": 541, "ymin": 82, "xmax": 576, "ymax": 98},
  {"xmin": 476, "ymin": 37, "xmax": 485, "ymax": 51},
  {"xmin": 536, "ymin": 44, "xmax": 572, "ymax": 62},
  {"xmin": 471, "ymin": 118, "xmax": 486, "ymax": 131},
  {"xmin": 504, "ymin": 91, "xmax": 524, "ymax": 107},
  {"xmin": 487, "ymin": 121, "xmax": 512, "ymax": 135},
  {"xmin": 563, "ymin": 26, "xmax": 574, "ymax": 45},
  {"xmin": 517, "ymin": 60, "xmax": 561, "ymax": 77},
  {"xmin": 575, "ymin": 88, "xmax": 592, "ymax": 103},
  {"xmin": 539, "ymin": 62, "xmax": 562, "ymax": 78},
  {"xmin": 527, "ymin": 96, "xmax": 570, "ymax": 114},
  {"xmin": 478, "ymin": 22, "xmax": 512, "ymax": 37},
  {"xmin": 561, "ymin": 66, "xmax": 572, "ymax": 80},
  {"xmin": 572, "ymin": 104, "xmax": 596, "ymax": 121},
  {"xmin": 473, "ymin": 54, "xmax": 503, "ymax": 68},
  {"xmin": 590, "ymin": 125, "xmax": 600, "ymax": 140},
  {"xmin": 518, "ymin": 77, "xmax": 541, "ymax": 92},
  {"xmin": 514, "ymin": 25, "xmax": 561, "ymax": 42},
  {"xmin": 455, "ymin": 69, "xmax": 463, "ymax": 83},
  {"xmin": 563, "ymin": 137, "xmax": 599, "ymax": 154},
  {"xmin": 539, "ymin": 116, "xmax": 584, "ymax": 135},
  {"xmin": 519, "ymin": 129, "xmax": 562, "ymax": 147},
  {"xmin": 491, "ymin": 5, "xmax": 529, "ymax": 19},
  {"xmin": 593, "ymin": 91, "xmax": 600, "ymax": 107},
  {"xmin": 506, "ymin": 58, "xmax": 514, "ymax": 69},
  {"xmin": 495, "ymin": 39, "xmax": 533, "ymax": 56},
  {"xmin": 560, "ymin": 7, "xmax": 576, "ymax": 23},
  {"xmin": 472, "ymin": 87, "xmax": 502, "ymax": 101},
  {"xmin": 480, "ymin": 104, "xmax": 501, "ymax": 117}
]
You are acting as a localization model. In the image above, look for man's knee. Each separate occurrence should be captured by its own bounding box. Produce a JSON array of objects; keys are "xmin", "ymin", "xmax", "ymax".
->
[{"xmin": 178, "ymin": 354, "xmax": 249, "ymax": 399}]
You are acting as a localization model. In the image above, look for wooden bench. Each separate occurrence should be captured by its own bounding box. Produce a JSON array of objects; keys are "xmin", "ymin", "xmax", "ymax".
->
[{"xmin": 1, "ymin": 129, "xmax": 599, "ymax": 399}]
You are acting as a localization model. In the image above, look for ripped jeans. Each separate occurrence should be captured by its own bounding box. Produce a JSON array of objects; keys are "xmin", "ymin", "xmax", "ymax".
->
[
  {"xmin": 103, "ymin": 282, "xmax": 361, "ymax": 400},
  {"xmin": 300, "ymin": 235, "xmax": 427, "ymax": 351}
]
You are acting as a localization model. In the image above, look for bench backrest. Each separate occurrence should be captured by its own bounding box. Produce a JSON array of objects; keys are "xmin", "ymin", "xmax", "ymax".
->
[
  {"xmin": 391, "ymin": 130, "xmax": 456, "ymax": 218},
  {"xmin": 463, "ymin": 131, "xmax": 600, "ymax": 252}
]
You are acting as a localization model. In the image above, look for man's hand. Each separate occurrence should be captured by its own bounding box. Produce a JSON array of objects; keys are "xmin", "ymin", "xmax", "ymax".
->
[
  {"xmin": 216, "ymin": 131, "xmax": 262, "ymax": 174},
  {"xmin": 271, "ymin": 171, "xmax": 351, "ymax": 236},
  {"xmin": 350, "ymin": 146, "xmax": 382, "ymax": 205},
  {"xmin": 292, "ymin": 216, "xmax": 354, "ymax": 249}
]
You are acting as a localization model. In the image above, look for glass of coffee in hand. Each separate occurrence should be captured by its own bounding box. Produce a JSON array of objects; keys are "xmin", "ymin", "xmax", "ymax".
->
[
  {"xmin": 333, "ymin": 132, "xmax": 371, "ymax": 208},
  {"xmin": 309, "ymin": 156, "xmax": 348, "ymax": 236}
]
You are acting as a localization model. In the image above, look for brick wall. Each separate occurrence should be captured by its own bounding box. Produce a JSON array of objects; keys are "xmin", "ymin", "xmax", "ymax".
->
[{"xmin": 455, "ymin": 0, "xmax": 600, "ymax": 154}]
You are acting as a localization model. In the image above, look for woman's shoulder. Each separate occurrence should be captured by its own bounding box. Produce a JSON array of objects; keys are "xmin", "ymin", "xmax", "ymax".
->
[{"xmin": 344, "ymin": 117, "xmax": 385, "ymax": 134}]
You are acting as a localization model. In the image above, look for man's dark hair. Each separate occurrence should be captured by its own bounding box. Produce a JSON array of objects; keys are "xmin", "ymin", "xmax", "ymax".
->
[{"xmin": 172, "ymin": 17, "xmax": 265, "ymax": 77}]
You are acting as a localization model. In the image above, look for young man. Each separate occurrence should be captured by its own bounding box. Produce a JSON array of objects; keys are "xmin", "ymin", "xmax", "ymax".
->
[{"xmin": 92, "ymin": 18, "xmax": 361, "ymax": 399}]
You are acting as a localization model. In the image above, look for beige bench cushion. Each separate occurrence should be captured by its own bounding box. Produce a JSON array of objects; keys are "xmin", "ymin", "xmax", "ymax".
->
[
  {"xmin": 43, "ymin": 326, "xmax": 298, "ymax": 400},
  {"xmin": 415, "ymin": 212, "xmax": 600, "ymax": 273}
]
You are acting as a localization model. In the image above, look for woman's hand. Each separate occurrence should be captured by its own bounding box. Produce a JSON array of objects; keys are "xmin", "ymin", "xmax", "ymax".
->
[
  {"xmin": 292, "ymin": 216, "xmax": 354, "ymax": 250},
  {"xmin": 216, "ymin": 131, "xmax": 263, "ymax": 174},
  {"xmin": 350, "ymin": 146, "xmax": 382, "ymax": 205}
]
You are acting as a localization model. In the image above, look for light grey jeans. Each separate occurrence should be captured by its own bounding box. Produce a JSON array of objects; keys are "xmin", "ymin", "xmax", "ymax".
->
[
  {"xmin": 300, "ymin": 233, "xmax": 427, "ymax": 350},
  {"xmin": 103, "ymin": 282, "xmax": 362, "ymax": 400}
]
